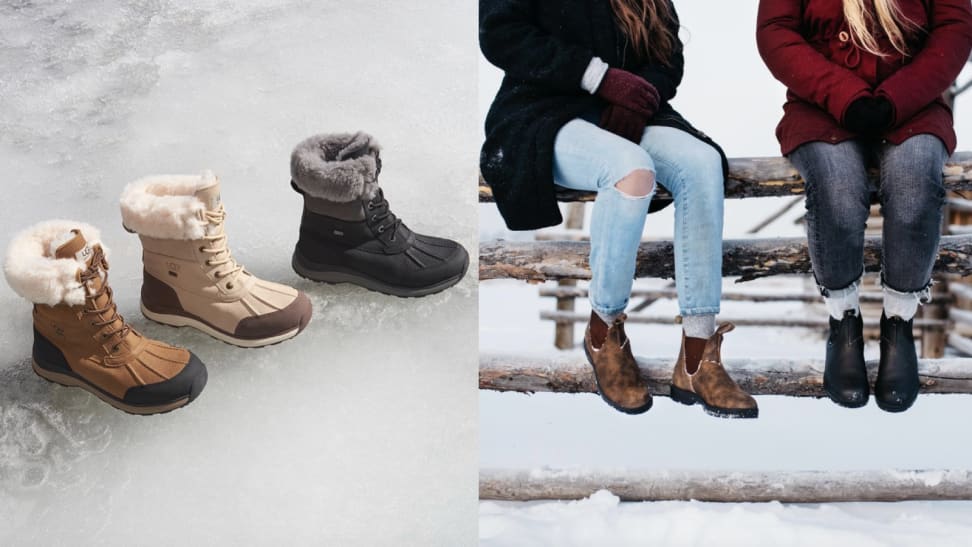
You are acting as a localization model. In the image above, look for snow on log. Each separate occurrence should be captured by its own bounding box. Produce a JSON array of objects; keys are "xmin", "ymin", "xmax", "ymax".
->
[
  {"xmin": 479, "ymin": 235, "xmax": 972, "ymax": 282},
  {"xmin": 479, "ymin": 468, "xmax": 972, "ymax": 502},
  {"xmin": 538, "ymin": 310, "xmax": 948, "ymax": 330},
  {"xmin": 479, "ymin": 153, "xmax": 972, "ymax": 202},
  {"xmin": 479, "ymin": 352, "xmax": 972, "ymax": 396}
]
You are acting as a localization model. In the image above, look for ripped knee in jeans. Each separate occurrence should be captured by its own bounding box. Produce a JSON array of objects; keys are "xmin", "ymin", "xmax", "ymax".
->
[{"xmin": 614, "ymin": 169, "xmax": 655, "ymax": 199}]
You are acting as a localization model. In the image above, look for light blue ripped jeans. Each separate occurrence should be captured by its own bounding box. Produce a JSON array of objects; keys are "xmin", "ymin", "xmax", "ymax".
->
[{"xmin": 553, "ymin": 119, "xmax": 724, "ymax": 319}]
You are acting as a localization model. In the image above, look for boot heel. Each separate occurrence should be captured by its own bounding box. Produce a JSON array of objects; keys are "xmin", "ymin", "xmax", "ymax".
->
[{"xmin": 670, "ymin": 384, "xmax": 698, "ymax": 406}]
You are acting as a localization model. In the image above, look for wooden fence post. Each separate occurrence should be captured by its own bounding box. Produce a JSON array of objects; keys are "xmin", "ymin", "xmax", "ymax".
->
[{"xmin": 554, "ymin": 203, "xmax": 586, "ymax": 349}]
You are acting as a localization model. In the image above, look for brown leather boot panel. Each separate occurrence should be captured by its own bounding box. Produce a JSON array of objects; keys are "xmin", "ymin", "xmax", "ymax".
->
[
  {"xmin": 671, "ymin": 324, "xmax": 756, "ymax": 412},
  {"xmin": 142, "ymin": 270, "xmax": 191, "ymax": 316},
  {"xmin": 583, "ymin": 316, "xmax": 652, "ymax": 413},
  {"xmin": 234, "ymin": 291, "xmax": 312, "ymax": 339},
  {"xmin": 33, "ymin": 305, "xmax": 190, "ymax": 400}
]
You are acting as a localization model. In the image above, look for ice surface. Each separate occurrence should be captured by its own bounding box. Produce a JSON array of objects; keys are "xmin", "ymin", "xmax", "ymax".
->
[
  {"xmin": 0, "ymin": 1, "xmax": 477, "ymax": 544},
  {"xmin": 478, "ymin": 1, "xmax": 972, "ymax": 542}
]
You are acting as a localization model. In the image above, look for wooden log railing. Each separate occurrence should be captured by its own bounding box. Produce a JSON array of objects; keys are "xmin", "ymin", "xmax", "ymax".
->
[
  {"xmin": 479, "ymin": 352, "xmax": 972, "ymax": 396},
  {"xmin": 479, "ymin": 153, "xmax": 972, "ymax": 203},
  {"xmin": 480, "ymin": 235, "xmax": 972, "ymax": 282},
  {"xmin": 480, "ymin": 468, "xmax": 972, "ymax": 503}
]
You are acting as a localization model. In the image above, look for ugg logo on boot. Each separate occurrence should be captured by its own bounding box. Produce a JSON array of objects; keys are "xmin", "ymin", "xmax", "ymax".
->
[
  {"xmin": 77, "ymin": 245, "xmax": 92, "ymax": 261},
  {"xmin": 333, "ymin": 229, "xmax": 344, "ymax": 237},
  {"xmin": 50, "ymin": 321, "xmax": 64, "ymax": 337},
  {"xmin": 167, "ymin": 262, "xmax": 181, "ymax": 278}
]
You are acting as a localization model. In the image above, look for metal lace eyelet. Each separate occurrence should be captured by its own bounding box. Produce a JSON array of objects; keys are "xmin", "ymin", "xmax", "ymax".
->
[
  {"xmin": 227, "ymin": 282, "xmax": 234, "ymax": 289},
  {"xmin": 371, "ymin": 215, "xmax": 377, "ymax": 222},
  {"xmin": 199, "ymin": 246, "xmax": 206, "ymax": 252},
  {"xmin": 378, "ymin": 226, "xmax": 385, "ymax": 234},
  {"xmin": 367, "ymin": 203, "xmax": 374, "ymax": 210}
]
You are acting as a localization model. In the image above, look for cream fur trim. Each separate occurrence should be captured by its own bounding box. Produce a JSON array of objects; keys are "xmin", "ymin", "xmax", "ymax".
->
[
  {"xmin": 119, "ymin": 170, "xmax": 217, "ymax": 240},
  {"xmin": 3, "ymin": 220, "xmax": 106, "ymax": 306}
]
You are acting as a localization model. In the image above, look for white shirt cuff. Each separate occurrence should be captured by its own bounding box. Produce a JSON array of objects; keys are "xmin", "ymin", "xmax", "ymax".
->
[{"xmin": 581, "ymin": 57, "xmax": 610, "ymax": 94}]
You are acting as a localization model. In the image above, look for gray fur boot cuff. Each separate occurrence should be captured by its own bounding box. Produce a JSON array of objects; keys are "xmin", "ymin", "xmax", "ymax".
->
[{"xmin": 290, "ymin": 132, "xmax": 382, "ymax": 202}]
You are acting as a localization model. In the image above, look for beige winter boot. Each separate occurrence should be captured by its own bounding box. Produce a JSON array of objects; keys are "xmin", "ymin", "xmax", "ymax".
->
[
  {"xmin": 3, "ymin": 221, "xmax": 207, "ymax": 415},
  {"xmin": 120, "ymin": 171, "xmax": 313, "ymax": 348}
]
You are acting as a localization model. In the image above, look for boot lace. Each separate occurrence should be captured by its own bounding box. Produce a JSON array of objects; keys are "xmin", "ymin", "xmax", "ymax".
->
[
  {"xmin": 199, "ymin": 206, "xmax": 245, "ymax": 288},
  {"xmin": 365, "ymin": 189, "xmax": 403, "ymax": 242},
  {"xmin": 79, "ymin": 246, "xmax": 131, "ymax": 353}
]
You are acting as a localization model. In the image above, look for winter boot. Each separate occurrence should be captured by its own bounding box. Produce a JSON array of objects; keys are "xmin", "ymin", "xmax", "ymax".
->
[
  {"xmin": 289, "ymin": 132, "xmax": 469, "ymax": 297},
  {"xmin": 876, "ymin": 313, "xmax": 920, "ymax": 413},
  {"xmin": 120, "ymin": 171, "xmax": 313, "ymax": 348},
  {"xmin": 823, "ymin": 310, "xmax": 869, "ymax": 408},
  {"xmin": 3, "ymin": 221, "xmax": 207, "ymax": 415},
  {"xmin": 582, "ymin": 313, "xmax": 653, "ymax": 414},
  {"xmin": 670, "ymin": 323, "xmax": 758, "ymax": 419}
]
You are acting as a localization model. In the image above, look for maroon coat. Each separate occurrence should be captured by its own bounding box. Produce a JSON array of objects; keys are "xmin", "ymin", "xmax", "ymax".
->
[{"xmin": 757, "ymin": 0, "xmax": 972, "ymax": 156}]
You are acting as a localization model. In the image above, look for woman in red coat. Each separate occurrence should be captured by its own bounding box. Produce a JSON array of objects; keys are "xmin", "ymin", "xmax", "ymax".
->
[{"xmin": 757, "ymin": 0, "xmax": 972, "ymax": 412}]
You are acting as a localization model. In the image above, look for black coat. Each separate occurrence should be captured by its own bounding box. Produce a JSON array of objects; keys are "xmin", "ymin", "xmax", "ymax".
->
[{"xmin": 480, "ymin": 0, "xmax": 729, "ymax": 230}]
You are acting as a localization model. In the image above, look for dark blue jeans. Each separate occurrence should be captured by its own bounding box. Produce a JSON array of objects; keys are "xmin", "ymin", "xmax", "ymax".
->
[{"xmin": 789, "ymin": 135, "xmax": 947, "ymax": 295}]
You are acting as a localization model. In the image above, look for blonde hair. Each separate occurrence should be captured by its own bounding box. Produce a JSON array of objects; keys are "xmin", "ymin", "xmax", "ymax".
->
[{"xmin": 843, "ymin": 0, "xmax": 922, "ymax": 57}]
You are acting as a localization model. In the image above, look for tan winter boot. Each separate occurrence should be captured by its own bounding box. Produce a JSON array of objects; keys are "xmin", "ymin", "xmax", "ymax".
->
[
  {"xmin": 3, "ymin": 221, "xmax": 207, "ymax": 415},
  {"xmin": 120, "ymin": 171, "xmax": 313, "ymax": 348},
  {"xmin": 670, "ymin": 323, "xmax": 758, "ymax": 419}
]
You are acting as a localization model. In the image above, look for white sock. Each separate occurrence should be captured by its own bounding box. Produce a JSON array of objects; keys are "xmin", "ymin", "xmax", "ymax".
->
[
  {"xmin": 682, "ymin": 314, "xmax": 716, "ymax": 339},
  {"xmin": 883, "ymin": 286, "xmax": 925, "ymax": 320},
  {"xmin": 824, "ymin": 283, "xmax": 860, "ymax": 320}
]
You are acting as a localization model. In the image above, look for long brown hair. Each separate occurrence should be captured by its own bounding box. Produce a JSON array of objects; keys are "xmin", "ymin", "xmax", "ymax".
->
[{"xmin": 609, "ymin": 0, "xmax": 676, "ymax": 66}]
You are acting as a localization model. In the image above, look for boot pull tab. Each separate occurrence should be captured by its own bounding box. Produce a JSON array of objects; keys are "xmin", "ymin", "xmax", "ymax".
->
[{"xmin": 715, "ymin": 322, "xmax": 735, "ymax": 336}]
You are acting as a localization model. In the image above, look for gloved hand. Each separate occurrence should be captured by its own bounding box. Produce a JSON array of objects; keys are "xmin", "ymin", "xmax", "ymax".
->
[
  {"xmin": 843, "ymin": 97, "xmax": 894, "ymax": 136},
  {"xmin": 599, "ymin": 104, "xmax": 650, "ymax": 144},
  {"xmin": 595, "ymin": 68, "xmax": 661, "ymax": 118}
]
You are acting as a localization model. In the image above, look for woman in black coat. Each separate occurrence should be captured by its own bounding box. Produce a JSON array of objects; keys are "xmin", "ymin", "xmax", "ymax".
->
[{"xmin": 481, "ymin": 0, "xmax": 757, "ymax": 418}]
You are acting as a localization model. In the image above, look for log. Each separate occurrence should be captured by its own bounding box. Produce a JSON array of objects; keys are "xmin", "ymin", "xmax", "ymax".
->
[
  {"xmin": 537, "ymin": 286, "xmax": 899, "ymax": 303},
  {"xmin": 479, "ymin": 352, "xmax": 972, "ymax": 396},
  {"xmin": 478, "ymin": 153, "xmax": 972, "ymax": 203},
  {"xmin": 479, "ymin": 468, "xmax": 972, "ymax": 503},
  {"xmin": 479, "ymin": 235, "xmax": 972, "ymax": 282},
  {"xmin": 538, "ymin": 310, "xmax": 948, "ymax": 330}
]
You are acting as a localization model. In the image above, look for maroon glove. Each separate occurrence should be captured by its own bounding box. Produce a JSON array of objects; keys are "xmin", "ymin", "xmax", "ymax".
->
[
  {"xmin": 600, "ymin": 104, "xmax": 649, "ymax": 144},
  {"xmin": 596, "ymin": 68, "xmax": 660, "ymax": 118}
]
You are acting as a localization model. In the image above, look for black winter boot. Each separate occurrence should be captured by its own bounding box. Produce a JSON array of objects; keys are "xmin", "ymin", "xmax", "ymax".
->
[
  {"xmin": 823, "ymin": 310, "xmax": 869, "ymax": 408},
  {"xmin": 289, "ymin": 132, "xmax": 469, "ymax": 297},
  {"xmin": 876, "ymin": 313, "xmax": 920, "ymax": 413}
]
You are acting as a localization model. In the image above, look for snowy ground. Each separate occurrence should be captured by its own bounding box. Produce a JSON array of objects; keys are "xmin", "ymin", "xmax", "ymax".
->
[
  {"xmin": 0, "ymin": 1, "xmax": 478, "ymax": 545},
  {"xmin": 479, "ymin": 1, "xmax": 972, "ymax": 544}
]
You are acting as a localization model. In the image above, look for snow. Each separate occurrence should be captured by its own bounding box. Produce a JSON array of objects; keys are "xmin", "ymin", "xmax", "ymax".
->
[
  {"xmin": 479, "ymin": 1, "xmax": 972, "ymax": 544},
  {"xmin": 0, "ymin": 1, "xmax": 477, "ymax": 545},
  {"xmin": 480, "ymin": 492, "xmax": 972, "ymax": 547}
]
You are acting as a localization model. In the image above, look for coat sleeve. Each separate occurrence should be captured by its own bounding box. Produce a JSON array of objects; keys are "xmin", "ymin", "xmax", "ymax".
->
[
  {"xmin": 756, "ymin": 0, "xmax": 872, "ymax": 122},
  {"xmin": 479, "ymin": 0, "xmax": 595, "ymax": 92},
  {"xmin": 876, "ymin": 0, "xmax": 972, "ymax": 123},
  {"xmin": 630, "ymin": 3, "xmax": 684, "ymax": 103}
]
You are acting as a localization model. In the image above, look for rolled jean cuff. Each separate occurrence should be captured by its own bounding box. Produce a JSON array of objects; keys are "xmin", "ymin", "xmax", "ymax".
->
[
  {"xmin": 592, "ymin": 301, "xmax": 628, "ymax": 320},
  {"xmin": 882, "ymin": 279, "xmax": 933, "ymax": 304},
  {"xmin": 680, "ymin": 306, "xmax": 720, "ymax": 316},
  {"xmin": 817, "ymin": 274, "xmax": 863, "ymax": 298}
]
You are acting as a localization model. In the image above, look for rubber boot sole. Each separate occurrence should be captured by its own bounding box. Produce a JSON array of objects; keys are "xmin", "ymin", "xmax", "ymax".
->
[
  {"xmin": 670, "ymin": 384, "xmax": 759, "ymax": 419},
  {"xmin": 31, "ymin": 359, "xmax": 205, "ymax": 416},
  {"xmin": 582, "ymin": 341, "xmax": 653, "ymax": 415},
  {"xmin": 292, "ymin": 250, "xmax": 469, "ymax": 298},
  {"xmin": 141, "ymin": 303, "xmax": 303, "ymax": 348}
]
